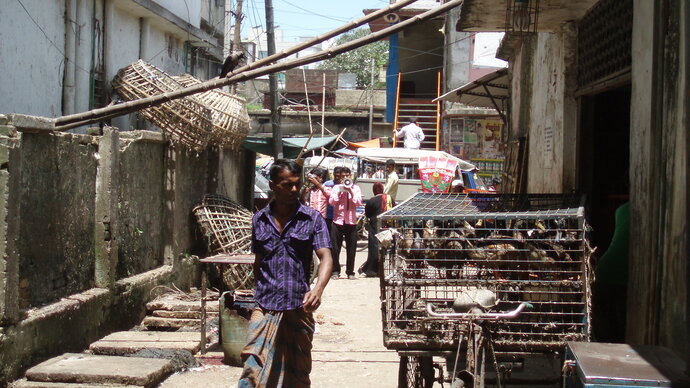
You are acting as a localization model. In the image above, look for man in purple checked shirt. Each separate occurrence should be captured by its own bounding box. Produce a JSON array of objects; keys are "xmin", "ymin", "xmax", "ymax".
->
[{"xmin": 238, "ymin": 159, "xmax": 333, "ymax": 388}]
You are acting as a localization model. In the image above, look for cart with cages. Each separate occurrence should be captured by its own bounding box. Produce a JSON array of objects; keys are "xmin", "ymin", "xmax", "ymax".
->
[{"xmin": 377, "ymin": 193, "xmax": 594, "ymax": 387}]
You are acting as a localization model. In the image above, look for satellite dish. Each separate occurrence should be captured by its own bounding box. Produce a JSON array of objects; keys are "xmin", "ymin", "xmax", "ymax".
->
[{"xmin": 383, "ymin": 13, "xmax": 400, "ymax": 24}]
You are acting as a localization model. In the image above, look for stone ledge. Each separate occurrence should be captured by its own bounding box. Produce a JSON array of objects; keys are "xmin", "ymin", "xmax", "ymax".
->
[
  {"xmin": 6, "ymin": 115, "xmax": 55, "ymax": 133},
  {"xmin": 22, "ymin": 289, "xmax": 110, "ymax": 326}
]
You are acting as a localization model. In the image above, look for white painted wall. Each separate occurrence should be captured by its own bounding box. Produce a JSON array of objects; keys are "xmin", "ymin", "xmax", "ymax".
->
[
  {"xmin": 153, "ymin": 0, "xmax": 201, "ymax": 28},
  {"xmin": 0, "ymin": 0, "xmax": 219, "ymax": 133},
  {"xmin": 0, "ymin": 0, "xmax": 66, "ymax": 117}
]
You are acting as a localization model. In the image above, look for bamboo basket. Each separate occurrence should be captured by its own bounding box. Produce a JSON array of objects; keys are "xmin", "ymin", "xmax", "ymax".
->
[
  {"xmin": 111, "ymin": 60, "xmax": 213, "ymax": 152},
  {"xmin": 193, "ymin": 194, "xmax": 254, "ymax": 290},
  {"xmin": 173, "ymin": 74, "xmax": 250, "ymax": 150}
]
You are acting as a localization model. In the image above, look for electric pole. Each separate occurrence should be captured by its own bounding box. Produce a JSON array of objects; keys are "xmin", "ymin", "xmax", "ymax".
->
[
  {"xmin": 265, "ymin": 0, "xmax": 283, "ymax": 158},
  {"xmin": 231, "ymin": 0, "xmax": 243, "ymax": 94}
]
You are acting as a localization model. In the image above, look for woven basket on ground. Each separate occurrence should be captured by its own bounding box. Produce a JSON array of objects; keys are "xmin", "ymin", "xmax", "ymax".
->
[
  {"xmin": 173, "ymin": 74, "xmax": 250, "ymax": 150},
  {"xmin": 111, "ymin": 60, "xmax": 213, "ymax": 152},
  {"xmin": 193, "ymin": 194, "xmax": 254, "ymax": 290}
]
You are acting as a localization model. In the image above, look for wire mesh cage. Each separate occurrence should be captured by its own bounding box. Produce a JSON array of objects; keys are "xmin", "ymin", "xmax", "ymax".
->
[
  {"xmin": 173, "ymin": 74, "xmax": 250, "ymax": 150},
  {"xmin": 378, "ymin": 193, "xmax": 593, "ymax": 351},
  {"xmin": 193, "ymin": 194, "xmax": 254, "ymax": 289},
  {"xmin": 111, "ymin": 60, "xmax": 214, "ymax": 152}
]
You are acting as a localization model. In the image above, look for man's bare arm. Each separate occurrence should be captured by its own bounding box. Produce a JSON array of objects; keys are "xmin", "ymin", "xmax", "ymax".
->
[{"xmin": 302, "ymin": 247, "xmax": 333, "ymax": 312}]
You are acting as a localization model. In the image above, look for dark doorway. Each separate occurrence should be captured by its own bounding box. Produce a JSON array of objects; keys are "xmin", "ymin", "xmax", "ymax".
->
[{"xmin": 579, "ymin": 85, "xmax": 631, "ymax": 252}]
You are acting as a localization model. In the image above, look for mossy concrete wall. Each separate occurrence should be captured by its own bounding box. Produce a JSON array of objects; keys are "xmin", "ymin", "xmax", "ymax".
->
[{"xmin": 0, "ymin": 114, "xmax": 252, "ymax": 386}]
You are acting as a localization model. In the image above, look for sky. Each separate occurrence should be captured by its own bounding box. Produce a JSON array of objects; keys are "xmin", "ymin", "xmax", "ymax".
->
[{"xmin": 241, "ymin": 0, "xmax": 392, "ymax": 42}]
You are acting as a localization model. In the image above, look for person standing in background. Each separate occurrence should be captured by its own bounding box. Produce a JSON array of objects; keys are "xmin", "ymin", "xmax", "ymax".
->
[
  {"xmin": 394, "ymin": 117, "xmax": 425, "ymax": 149},
  {"xmin": 328, "ymin": 167, "xmax": 362, "ymax": 280},
  {"xmin": 358, "ymin": 182, "xmax": 391, "ymax": 277},
  {"xmin": 383, "ymin": 159, "xmax": 398, "ymax": 204},
  {"xmin": 302, "ymin": 167, "xmax": 331, "ymax": 218}
]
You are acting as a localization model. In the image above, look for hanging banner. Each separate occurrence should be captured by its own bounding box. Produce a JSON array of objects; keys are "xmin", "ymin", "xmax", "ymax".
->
[{"xmin": 418, "ymin": 155, "xmax": 458, "ymax": 193}]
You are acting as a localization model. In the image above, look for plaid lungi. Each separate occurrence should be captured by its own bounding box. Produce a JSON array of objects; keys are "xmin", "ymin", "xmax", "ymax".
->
[{"xmin": 237, "ymin": 308, "xmax": 315, "ymax": 388}]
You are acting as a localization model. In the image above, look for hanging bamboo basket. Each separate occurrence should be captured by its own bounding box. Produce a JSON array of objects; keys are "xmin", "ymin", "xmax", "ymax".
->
[
  {"xmin": 173, "ymin": 74, "xmax": 251, "ymax": 150},
  {"xmin": 111, "ymin": 60, "xmax": 213, "ymax": 152},
  {"xmin": 193, "ymin": 194, "xmax": 254, "ymax": 290}
]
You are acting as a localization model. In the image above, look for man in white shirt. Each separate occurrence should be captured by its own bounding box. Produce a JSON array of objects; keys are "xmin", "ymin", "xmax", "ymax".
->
[
  {"xmin": 383, "ymin": 159, "xmax": 398, "ymax": 202},
  {"xmin": 395, "ymin": 117, "xmax": 425, "ymax": 149}
]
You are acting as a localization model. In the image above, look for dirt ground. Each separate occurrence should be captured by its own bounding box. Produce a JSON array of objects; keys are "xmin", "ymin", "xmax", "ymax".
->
[{"xmin": 159, "ymin": 243, "xmax": 401, "ymax": 388}]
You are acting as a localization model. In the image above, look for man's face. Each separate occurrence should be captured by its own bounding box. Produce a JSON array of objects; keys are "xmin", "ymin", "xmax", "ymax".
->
[
  {"xmin": 386, "ymin": 165, "xmax": 394, "ymax": 173},
  {"xmin": 270, "ymin": 169, "xmax": 301, "ymax": 204},
  {"xmin": 334, "ymin": 170, "xmax": 343, "ymax": 184}
]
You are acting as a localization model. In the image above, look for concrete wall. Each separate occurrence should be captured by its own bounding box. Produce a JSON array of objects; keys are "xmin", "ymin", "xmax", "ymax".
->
[
  {"xmin": 153, "ymin": 0, "xmax": 201, "ymax": 28},
  {"xmin": 628, "ymin": 0, "xmax": 688, "ymax": 361},
  {"xmin": 0, "ymin": 114, "xmax": 252, "ymax": 385},
  {"xmin": 523, "ymin": 25, "xmax": 578, "ymax": 193},
  {"xmin": 0, "ymin": 1, "xmax": 65, "ymax": 117},
  {"xmin": 444, "ymin": 7, "xmax": 471, "ymax": 93},
  {"xmin": 17, "ymin": 133, "xmax": 98, "ymax": 308},
  {"xmin": 0, "ymin": 0, "xmax": 221, "ymax": 133},
  {"xmin": 335, "ymin": 89, "xmax": 387, "ymax": 108},
  {"xmin": 398, "ymin": 20, "xmax": 445, "ymax": 97}
]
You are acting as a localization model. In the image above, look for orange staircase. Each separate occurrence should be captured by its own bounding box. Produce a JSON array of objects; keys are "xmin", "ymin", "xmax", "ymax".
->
[{"xmin": 393, "ymin": 72, "xmax": 441, "ymax": 150}]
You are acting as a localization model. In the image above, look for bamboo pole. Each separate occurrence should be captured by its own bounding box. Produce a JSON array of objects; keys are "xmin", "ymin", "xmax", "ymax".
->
[
  {"xmin": 55, "ymin": 0, "xmax": 419, "ymax": 128},
  {"xmin": 53, "ymin": 0, "xmax": 464, "ymax": 131}
]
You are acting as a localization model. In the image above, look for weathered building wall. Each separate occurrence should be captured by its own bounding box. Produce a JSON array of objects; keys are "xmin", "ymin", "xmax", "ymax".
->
[
  {"xmin": 524, "ymin": 25, "xmax": 578, "ymax": 193},
  {"xmin": 116, "ymin": 139, "xmax": 167, "ymax": 278},
  {"xmin": 444, "ymin": 7, "xmax": 471, "ymax": 93},
  {"xmin": 17, "ymin": 133, "xmax": 98, "ymax": 308},
  {"xmin": 398, "ymin": 20, "xmax": 445, "ymax": 97},
  {"xmin": 0, "ymin": 1, "xmax": 65, "ymax": 117},
  {"xmin": 628, "ymin": 0, "xmax": 688, "ymax": 361},
  {"xmin": 0, "ymin": 114, "xmax": 252, "ymax": 385},
  {"xmin": 1, "ymin": 0, "xmax": 222, "ymax": 133}
]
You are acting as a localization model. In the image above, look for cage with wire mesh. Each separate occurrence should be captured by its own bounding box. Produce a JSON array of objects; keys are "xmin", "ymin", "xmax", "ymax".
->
[{"xmin": 377, "ymin": 192, "xmax": 593, "ymax": 352}]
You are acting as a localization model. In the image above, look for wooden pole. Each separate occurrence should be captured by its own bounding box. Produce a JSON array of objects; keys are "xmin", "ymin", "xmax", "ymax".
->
[{"xmin": 53, "ymin": 0, "xmax": 464, "ymax": 130}]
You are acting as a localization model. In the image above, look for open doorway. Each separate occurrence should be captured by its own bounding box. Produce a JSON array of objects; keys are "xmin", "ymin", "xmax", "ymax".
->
[{"xmin": 579, "ymin": 85, "xmax": 631, "ymax": 252}]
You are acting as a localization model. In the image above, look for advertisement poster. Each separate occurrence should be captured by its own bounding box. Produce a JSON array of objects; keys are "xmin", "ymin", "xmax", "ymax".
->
[
  {"xmin": 418, "ymin": 155, "xmax": 458, "ymax": 193},
  {"xmin": 464, "ymin": 119, "xmax": 478, "ymax": 144},
  {"xmin": 450, "ymin": 118, "xmax": 464, "ymax": 143}
]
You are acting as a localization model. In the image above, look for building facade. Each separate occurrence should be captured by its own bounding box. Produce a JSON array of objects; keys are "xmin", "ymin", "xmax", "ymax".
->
[{"xmin": 0, "ymin": 0, "xmax": 225, "ymax": 131}]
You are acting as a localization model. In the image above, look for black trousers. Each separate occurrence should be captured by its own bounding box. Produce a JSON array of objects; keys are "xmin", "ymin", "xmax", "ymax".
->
[
  {"xmin": 330, "ymin": 223, "xmax": 357, "ymax": 276},
  {"xmin": 360, "ymin": 219, "xmax": 379, "ymax": 276}
]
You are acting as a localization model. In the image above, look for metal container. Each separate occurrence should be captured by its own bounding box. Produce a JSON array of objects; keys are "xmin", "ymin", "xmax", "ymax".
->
[
  {"xmin": 564, "ymin": 342, "xmax": 690, "ymax": 387},
  {"xmin": 220, "ymin": 290, "xmax": 255, "ymax": 366},
  {"xmin": 377, "ymin": 193, "xmax": 593, "ymax": 351}
]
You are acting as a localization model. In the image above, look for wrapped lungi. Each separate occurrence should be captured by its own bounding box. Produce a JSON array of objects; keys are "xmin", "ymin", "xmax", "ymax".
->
[{"xmin": 238, "ymin": 308, "xmax": 315, "ymax": 388}]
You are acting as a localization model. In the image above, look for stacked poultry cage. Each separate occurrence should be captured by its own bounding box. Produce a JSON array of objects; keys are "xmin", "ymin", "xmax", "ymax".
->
[{"xmin": 378, "ymin": 193, "xmax": 593, "ymax": 352}]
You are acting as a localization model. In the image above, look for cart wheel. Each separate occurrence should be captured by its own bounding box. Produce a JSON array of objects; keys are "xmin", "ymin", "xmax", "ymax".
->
[{"xmin": 398, "ymin": 356, "xmax": 435, "ymax": 388}]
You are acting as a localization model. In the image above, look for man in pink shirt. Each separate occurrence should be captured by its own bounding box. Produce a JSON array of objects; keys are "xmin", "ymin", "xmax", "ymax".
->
[
  {"xmin": 328, "ymin": 167, "xmax": 362, "ymax": 280},
  {"xmin": 303, "ymin": 167, "xmax": 331, "ymax": 218}
]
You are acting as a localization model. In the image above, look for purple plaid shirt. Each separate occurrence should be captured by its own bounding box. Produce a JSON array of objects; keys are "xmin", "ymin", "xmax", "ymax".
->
[{"xmin": 252, "ymin": 201, "xmax": 331, "ymax": 311}]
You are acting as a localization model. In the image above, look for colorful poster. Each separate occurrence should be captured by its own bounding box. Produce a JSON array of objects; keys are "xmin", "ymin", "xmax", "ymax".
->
[
  {"xmin": 477, "ymin": 119, "xmax": 502, "ymax": 142},
  {"xmin": 464, "ymin": 119, "xmax": 478, "ymax": 144},
  {"xmin": 418, "ymin": 155, "xmax": 457, "ymax": 193},
  {"xmin": 450, "ymin": 118, "xmax": 464, "ymax": 143}
]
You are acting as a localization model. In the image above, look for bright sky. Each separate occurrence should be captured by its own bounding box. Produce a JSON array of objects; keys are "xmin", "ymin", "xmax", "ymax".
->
[{"xmin": 242, "ymin": 0, "xmax": 391, "ymax": 42}]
